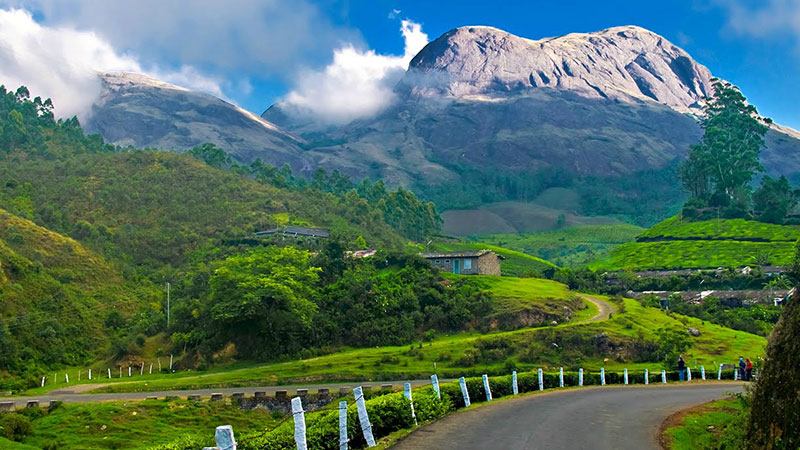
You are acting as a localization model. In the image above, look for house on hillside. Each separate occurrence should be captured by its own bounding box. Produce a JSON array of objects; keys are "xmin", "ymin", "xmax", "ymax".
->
[{"xmin": 420, "ymin": 250, "xmax": 504, "ymax": 275}]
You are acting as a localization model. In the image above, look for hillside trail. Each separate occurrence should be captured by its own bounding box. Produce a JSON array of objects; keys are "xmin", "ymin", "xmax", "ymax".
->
[{"xmin": 579, "ymin": 295, "xmax": 616, "ymax": 322}]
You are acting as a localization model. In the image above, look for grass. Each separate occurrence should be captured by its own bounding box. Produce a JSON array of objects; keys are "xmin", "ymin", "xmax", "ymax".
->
[
  {"xmin": 589, "ymin": 240, "xmax": 794, "ymax": 270},
  {"xmin": 479, "ymin": 224, "xmax": 644, "ymax": 267},
  {"xmin": 76, "ymin": 297, "xmax": 763, "ymax": 394},
  {"xmin": 663, "ymin": 397, "xmax": 744, "ymax": 450},
  {"xmin": 431, "ymin": 241, "xmax": 557, "ymax": 276},
  {"xmin": 16, "ymin": 399, "xmax": 281, "ymax": 450}
]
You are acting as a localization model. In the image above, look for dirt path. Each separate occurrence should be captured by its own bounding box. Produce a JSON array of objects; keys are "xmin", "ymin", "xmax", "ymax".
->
[{"xmin": 580, "ymin": 295, "xmax": 616, "ymax": 322}]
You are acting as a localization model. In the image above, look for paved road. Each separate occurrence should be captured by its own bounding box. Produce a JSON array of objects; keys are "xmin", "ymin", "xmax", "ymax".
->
[
  {"xmin": 392, "ymin": 383, "xmax": 744, "ymax": 450},
  {"xmin": 0, "ymin": 379, "xmax": 439, "ymax": 406}
]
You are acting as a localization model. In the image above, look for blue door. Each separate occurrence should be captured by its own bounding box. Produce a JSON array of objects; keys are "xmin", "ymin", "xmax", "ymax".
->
[{"xmin": 453, "ymin": 259, "xmax": 460, "ymax": 274}]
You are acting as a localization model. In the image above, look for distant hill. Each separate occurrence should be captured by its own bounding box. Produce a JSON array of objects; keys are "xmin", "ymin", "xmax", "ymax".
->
[{"xmin": 590, "ymin": 217, "xmax": 800, "ymax": 271}]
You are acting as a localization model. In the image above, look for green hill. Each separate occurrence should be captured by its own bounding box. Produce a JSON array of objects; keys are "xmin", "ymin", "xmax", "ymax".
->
[
  {"xmin": 590, "ymin": 217, "xmax": 799, "ymax": 270},
  {"xmin": 0, "ymin": 208, "xmax": 147, "ymax": 384},
  {"xmin": 479, "ymin": 224, "xmax": 645, "ymax": 267}
]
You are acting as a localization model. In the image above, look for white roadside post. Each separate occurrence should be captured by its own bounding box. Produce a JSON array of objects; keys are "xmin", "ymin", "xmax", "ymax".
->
[
  {"xmin": 353, "ymin": 386, "xmax": 376, "ymax": 447},
  {"xmin": 108, "ymin": 368, "xmax": 111, "ymax": 379},
  {"xmin": 89, "ymin": 369, "xmax": 92, "ymax": 381},
  {"xmin": 292, "ymin": 397, "xmax": 307, "ymax": 450},
  {"xmin": 512, "ymin": 371, "xmax": 518, "ymax": 395},
  {"xmin": 458, "ymin": 377, "xmax": 471, "ymax": 407},
  {"xmin": 538, "ymin": 368, "xmax": 544, "ymax": 391},
  {"xmin": 559, "ymin": 368, "xmax": 564, "ymax": 388},
  {"xmin": 579, "ymin": 368, "xmax": 584, "ymax": 387},
  {"xmin": 718, "ymin": 364, "xmax": 723, "ymax": 380},
  {"xmin": 624, "ymin": 369, "xmax": 628, "ymax": 385},
  {"xmin": 339, "ymin": 401, "xmax": 348, "ymax": 450},
  {"xmin": 431, "ymin": 374, "xmax": 441, "ymax": 399},
  {"xmin": 140, "ymin": 364, "xmax": 144, "ymax": 376},
  {"xmin": 482, "ymin": 375, "xmax": 492, "ymax": 402},
  {"xmin": 65, "ymin": 373, "xmax": 69, "ymax": 383},
  {"xmin": 661, "ymin": 370, "xmax": 667, "ymax": 384},
  {"xmin": 644, "ymin": 369, "xmax": 649, "ymax": 385},
  {"xmin": 128, "ymin": 366, "xmax": 132, "ymax": 377},
  {"xmin": 41, "ymin": 377, "xmax": 45, "ymax": 387},
  {"xmin": 734, "ymin": 367, "xmax": 739, "ymax": 381},
  {"xmin": 203, "ymin": 425, "xmax": 237, "ymax": 450},
  {"xmin": 169, "ymin": 354, "xmax": 173, "ymax": 371},
  {"xmin": 687, "ymin": 367, "xmax": 692, "ymax": 382},
  {"xmin": 600, "ymin": 368, "xmax": 605, "ymax": 386},
  {"xmin": 158, "ymin": 358, "xmax": 162, "ymax": 372},
  {"xmin": 701, "ymin": 366, "xmax": 706, "ymax": 380},
  {"xmin": 404, "ymin": 382, "xmax": 418, "ymax": 425},
  {"xmin": 150, "ymin": 363, "xmax": 153, "ymax": 375}
]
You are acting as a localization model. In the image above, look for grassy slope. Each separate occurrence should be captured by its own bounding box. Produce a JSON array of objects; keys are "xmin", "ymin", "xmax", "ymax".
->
[
  {"xmin": 67, "ymin": 295, "xmax": 763, "ymax": 394},
  {"xmin": 663, "ymin": 397, "xmax": 744, "ymax": 450},
  {"xmin": 17, "ymin": 399, "xmax": 280, "ymax": 450},
  {"xmin": 0, "ymin": 208, "xmax": 146, "ymax": 370},
  {"xmin": 431, "ymin": 241, "xmax": 557, "ymax": 276},
  {"xmin": 479, "ymin": 224, "xmax": 644, "ymax": 267},
  {"xmin": 592, "ymin": 217, "xmax": 799, "ymax": 270}
]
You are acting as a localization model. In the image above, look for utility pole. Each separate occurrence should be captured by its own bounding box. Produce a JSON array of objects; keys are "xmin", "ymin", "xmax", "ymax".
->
[{"xmin": 166, "ymin": 282, "xmax": 171, "ymax": 328}]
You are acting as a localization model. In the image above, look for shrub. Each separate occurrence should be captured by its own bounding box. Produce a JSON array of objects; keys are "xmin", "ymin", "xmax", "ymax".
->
[{"xmin": 0, "ymin": 412, "xmax": 33, "ymax": 441}]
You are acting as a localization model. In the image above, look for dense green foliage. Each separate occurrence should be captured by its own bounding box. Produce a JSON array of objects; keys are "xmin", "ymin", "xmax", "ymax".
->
[
  {"xmin": 640, "ymin": 217, "xmax": 800, "ymax": 242},
  {"xmin": 679, "ymin": 80, "xmax": 769, "ymax": 219},
  {"xmin": 747, "ymin": 290, "xmax": 800, "ymax": 448},
  {"xmin": 480, "ymin": 224, "xmax": 644, "ymax": 267},
  {"xmin": 172, "ymin": 245, "xmax": 496, "ymax": 363}
]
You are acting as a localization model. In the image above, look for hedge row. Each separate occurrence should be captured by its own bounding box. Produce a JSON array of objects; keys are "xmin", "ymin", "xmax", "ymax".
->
[{"xmin": 153, "ymin": 368, "xmax": 738, "ymax": 450}]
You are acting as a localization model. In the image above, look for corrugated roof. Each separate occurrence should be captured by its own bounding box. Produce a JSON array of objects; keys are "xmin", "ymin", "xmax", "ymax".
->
[
  {"xmin": 420, "ymin": 249, "xmax": 504, "ymax": 259},
  {"xmin": 255, "ymin": 226, "xmax": 330, "ymax": 238}
]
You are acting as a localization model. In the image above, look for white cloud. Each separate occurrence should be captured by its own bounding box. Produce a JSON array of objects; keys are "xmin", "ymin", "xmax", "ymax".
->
[
  {"xmin": 0, "ymin": 8, "xmax": 223, "ymax": 119},
  {"xmin": 715, "ymin": 0, "xmax": 800, "ymax": 40},
  {"xmin": 283, "ymin": 20, "xmax": 429, "ymax": 124}
]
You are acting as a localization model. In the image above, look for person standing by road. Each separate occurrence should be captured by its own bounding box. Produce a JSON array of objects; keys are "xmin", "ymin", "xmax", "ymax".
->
[
  {"xmin": 745, "ymin": 358, "xmax": 753, "ymax": 381},
  {"xmin": 739, "ymin": 357, "xmax": 746, "ymax": 381},
  {"xmin": 678, "ymin": 355, "xmax": 686, "ymax": 381}
]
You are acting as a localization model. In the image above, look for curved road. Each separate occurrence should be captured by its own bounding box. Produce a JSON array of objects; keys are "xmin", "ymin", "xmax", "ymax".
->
[
  {"xmin": 392, "ymin": 383, "xmax": 744, "ymax": 450},
  {"xmin": 581, "ymin": 295, "xmax": 615, "ymax": 322}
]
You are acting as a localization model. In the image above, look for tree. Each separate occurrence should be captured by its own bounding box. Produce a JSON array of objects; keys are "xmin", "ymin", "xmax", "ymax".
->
[
  {"xmin": 205, "ymin": 247, "xmax": 320, "ymax": 357},
  {"xmin": 747, "ymin": 290, "xmax": 800, "ymax": 448},
  {"xmin": 753, "ymin": 175, "xmax": 793, "ymax": 224},
  {"xmin": 679, "ymin": 80, "xmax": 770, "ymax": 209},
  {"xmin": 655, "ymin": 326, "xmax": 692, "ymax": 370},
  {"xmin": 789, "ymin": 239, "xmax": 800, "ymax": 283},
  {"xmin": 188, "ymin": 142, "xmax": 231, "ymax": 169}
]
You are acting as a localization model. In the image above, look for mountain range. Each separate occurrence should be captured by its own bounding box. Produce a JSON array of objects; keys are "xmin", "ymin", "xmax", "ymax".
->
[{"xmin": 83, "ymin": 25, "xmax": 800, "ymax": 233}]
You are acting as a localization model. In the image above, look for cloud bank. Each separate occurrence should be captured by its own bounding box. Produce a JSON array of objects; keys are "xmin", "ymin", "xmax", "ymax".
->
[
  {"xmin": 716, "ymin": 0, "xmax": 800, "ymax": 42},
  {"xmin": 282, "ymin": 20, "xmax": 429, "ymax": 125},
  {"xmin": 0, "ymin": 8, "xmax": 223, "ymax": 119}
]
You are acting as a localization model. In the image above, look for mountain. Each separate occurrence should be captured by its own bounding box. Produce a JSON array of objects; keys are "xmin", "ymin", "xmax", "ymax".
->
[
  {"xmin": 81, "ymin": 27, "xmax": 800, "ymax": 231},
  {"xmin": 84, "ymin": 72, "xmax": 311, "ymax": 169}
]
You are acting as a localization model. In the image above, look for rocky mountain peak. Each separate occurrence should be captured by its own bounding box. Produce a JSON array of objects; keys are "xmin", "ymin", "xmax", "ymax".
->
[{"xmin": 402, "ymin": 25, "xmax": 714, "ymax": 113}]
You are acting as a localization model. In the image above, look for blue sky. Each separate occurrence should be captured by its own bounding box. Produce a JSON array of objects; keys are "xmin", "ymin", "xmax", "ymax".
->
[{"xmin": 0, "ymin": 0, "xmax": 797, "ymax": 129}]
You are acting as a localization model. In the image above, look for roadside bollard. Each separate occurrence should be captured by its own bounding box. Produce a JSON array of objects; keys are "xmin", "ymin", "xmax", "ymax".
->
[
  {"xmin": 431, "ymin": 374, "xmax": 441, "ymax": 399},
  {"xmin": 203, "ymin": 424, "xmax": 236, "ymax": 450},
  {"xmin": 482, "ymin": 375, "xmax": 492, "ymax": 402},
  {"xmin": 339, "ymin": 401, "xmax": 348, "ymax": 450},
  {"xmin": 538, "ymin": 369, "xmax": 544, "ymax": 391},
  {"xmin": 512, "ymin": 371, "xmax": 518, "ymax": 395},
  {"xmin": 559, "ymin": 368, "xmax": 564, "ymax": 388},
  {"xmin": 661, "ymin": 370, "xmax": 667, "ymax": 384},
  {"xmin": 600, "ymin": 368, "xmax": 605, "ymax": 386},
  {"xmin": 292, "ymin": 397, "xmax": 307, "ymax": 450},
  {"xmin": 579, "ymin": 368, "xmax": 584, "ymax": 386},
  {"xmin": 353, "ymin": 386, "xmax": 375, "ymax": 447},
  {"xmin": 459, "ymin": 377, "xmax": 471, "ymax": 407},
  {"xmin": 644, "ymin": 369, "xmax": 649, "ymax": 385},
  {"xmin": 404, "ymin": 382, "xmax": 418, "ymax": 425},
  {"xmin": 701, "ymin": 366, "xmax": 706, "ymax": 380},
  {"xmin": 718, "ymin": 364, "xmax": 723, "ymax": 380},
  {"xmin": 624, "ymin": 368, "xmax": 628, "ymax": 385},
  {"xmin": 687, "ymin": 368, "xmax": 692, "ymax": 382}
]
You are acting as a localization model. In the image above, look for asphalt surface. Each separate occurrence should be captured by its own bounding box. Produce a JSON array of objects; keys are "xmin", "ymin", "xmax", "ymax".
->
[
  {"xmin": 0, "ymin": 379, "xmax": 439, "ymax": 406},
  {"xmin": 392, "ymin": 382, "xmax": 744, "ymax": 450}
]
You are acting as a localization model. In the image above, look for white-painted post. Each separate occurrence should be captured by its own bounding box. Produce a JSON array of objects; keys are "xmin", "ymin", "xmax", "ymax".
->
[
  {"xmin": 734, "ymin": 368, "xmax": 739, "ymax": 381},
  {"xmin": 65, "ymin": 373, "xmax": 69, "ymax": 383},
  {"xmin": 718, "ymin": 364, "xmax": 723, "ymax": 380},
  {"xmin": 431, "ymin": 374, "xmax": 440, "ymax": 399},
  {"xmin": 482, "ymin": 375, "xmax": 492, "ymax": 402},
  {"xmin": 512, "ymin": 371, "xmax": 518, "ymax": 395},
  {"xmin": 210, "ymin": 425, "xmax": 236, "ymax": 450},
  {"xmin": 119, "ymin": 367, "xmax": 122, "ymax": 378},
  {"xmin": 108, "ymin": 368, "xmax": 111, "ymax": 379},
  {"xmin": 538, "ymin": 368, "xmax": 544, "ymax": 391},
  {"xmin": 339, "ymin": 401, "xmax": 348, "ymax": 450},
  {"xmin": 661, "ymin": 370, "xmax": 667, "ymax": 384},
  {"xmin": 140, "ymin": 364, "xmax": 144, "ymax": 376},
  {"xmin": 158, "ymin": 358, "xmax": 162, "ymax": 372},
  {"xmin": 149, "ymin": 363, "xmax": 153, "ymax": 375},
  {"xmin": 559, "ymin": 368, "xmax": 564, "ymax": 388},
  {"xmin": 701, "ymin": 366, "xmax": 706, "ymax": 380},
  {"xmin": 41, "ymin": 376, "xmax": 45, "ymax": 387},
  {"xmin": 458, "ymin": 377, "xmax": 471, "ymax": 407},
  {"xmin": 353, "ymin": 386, "xmax": 375, "ymax": 447},
  {"xmin": 579, "ymin": 368, "xmax": 584, "ymax": 387},
  {"xmin": 404, "ymin": 382, "xmax": 418, "ymax": 425},
  {"xmin": 169, "ymin": 354, "xmax": 173, "ymax": 371},
  {"xmin": 292, "ymin": 397, "xmax": 307, "ymax": 450},
  {"xmin": 600, "ymin": 368, "xmax": 605, "ymax": 386},
  {"xmin": 644, "ymin": 369, "xmax": 649, "ymax": 385},
  {"xmin": 687, "ymin": 367, "xmax": 692, "ymax": 381},
  {"xmin": 623, "ymin": 369, "xmax": 628, "ymax": 385},
  {"xmin": 128, "ymin": 366, "xmax": 132, "ymax": 377},
  {"xmin": 89, "ymin": 369, "xmax": 92, "ymax": 381}
]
